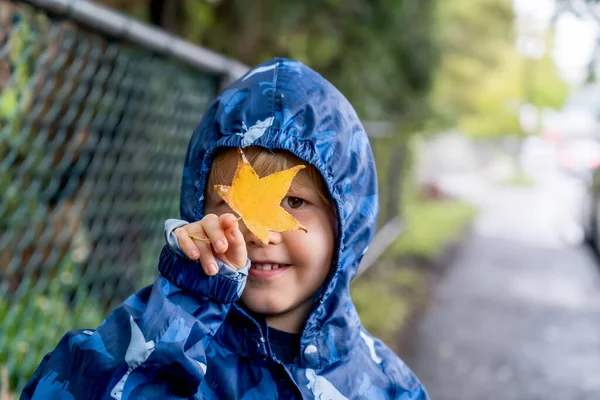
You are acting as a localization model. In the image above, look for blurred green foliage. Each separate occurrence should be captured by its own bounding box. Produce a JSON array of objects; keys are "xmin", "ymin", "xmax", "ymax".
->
[
  {"xmin": 101, "ymin": 0, "xmax": 438, "ymax": 128},
  {"xmin": 0, "ymin": 254, "xmax": 105, "ymax": 390},
  {"xmin": 431, "ymin": 0, "xmax": 568, "ymax": 137},
  {"xmin": 104, "ymin": 0, "xmax": 570, "ymax": 139}
]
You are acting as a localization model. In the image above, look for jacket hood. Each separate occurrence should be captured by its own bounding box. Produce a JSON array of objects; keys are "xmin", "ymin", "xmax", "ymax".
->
[{"xmin": 179, "ymin": 58, "xmax": 378, "ymax": 367}]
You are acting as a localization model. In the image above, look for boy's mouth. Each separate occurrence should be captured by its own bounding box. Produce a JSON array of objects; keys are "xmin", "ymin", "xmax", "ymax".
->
[{"xmin": 249, "ymin": 262, "xmax": 291, "ymax": 279}]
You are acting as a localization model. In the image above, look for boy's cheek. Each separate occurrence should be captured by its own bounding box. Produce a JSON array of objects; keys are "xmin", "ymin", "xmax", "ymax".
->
[{"xmin": 298, "ymin": 210, "xmax": 337, "ymax": 238}]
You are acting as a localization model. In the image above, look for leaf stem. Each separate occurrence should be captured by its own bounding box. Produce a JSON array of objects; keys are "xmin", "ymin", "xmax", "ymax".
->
[{"xmin": 189, "ymin": 234, "xmax": 210, "ymax": 242}]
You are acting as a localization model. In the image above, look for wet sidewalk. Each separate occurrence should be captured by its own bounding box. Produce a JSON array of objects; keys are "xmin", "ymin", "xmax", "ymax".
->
[{"xmin": 404, "ymin": 236, "xmax": 600, "ymax": 399}]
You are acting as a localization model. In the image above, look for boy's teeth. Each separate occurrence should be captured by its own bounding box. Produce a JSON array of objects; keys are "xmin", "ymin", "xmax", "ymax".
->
[{"xmin": 252, "ymin": 263, "xmax": 282, "ymax": 270}]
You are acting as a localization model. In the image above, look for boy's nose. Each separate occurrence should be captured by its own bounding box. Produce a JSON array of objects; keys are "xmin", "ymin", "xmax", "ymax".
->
[{"xmin": 240, "ymin": 221, "xmax": 283, "ymax": 246}]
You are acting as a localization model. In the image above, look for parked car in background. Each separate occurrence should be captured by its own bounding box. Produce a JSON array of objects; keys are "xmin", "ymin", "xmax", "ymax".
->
[
  {"xmin": 558, "ymin": 138, "xmax": 600, "ymax": 180},
  {"xmin": 582, "ymin": 161, "xmax": 600, "ymax": 252}
]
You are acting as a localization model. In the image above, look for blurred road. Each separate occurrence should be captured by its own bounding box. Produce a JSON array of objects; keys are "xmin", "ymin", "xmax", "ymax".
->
[
  {"xmin": 406, "ymin": 143, "xmax": 600, "ymax": 399},
  {"xmin": 438, "ymin": 158, "xmax": 586, "ymax": 248}
]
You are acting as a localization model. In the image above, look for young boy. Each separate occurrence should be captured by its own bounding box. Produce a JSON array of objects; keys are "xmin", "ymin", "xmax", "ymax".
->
[{"xmin": 22, "ymin": 58, "xmax": 428, "ymax": 399}]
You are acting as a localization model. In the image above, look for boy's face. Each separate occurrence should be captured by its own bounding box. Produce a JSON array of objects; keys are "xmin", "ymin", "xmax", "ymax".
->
[{"xmin": 205, "ymin": 153, "xmax": 336, "ymax": 334}]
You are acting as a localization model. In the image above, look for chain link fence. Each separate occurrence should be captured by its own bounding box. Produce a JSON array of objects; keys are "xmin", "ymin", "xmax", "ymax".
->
[
  {"xmin": 0, "ymin": 0, "xmax": 404, "ymax": 394},
  {"xmin": 0, "ymin": 1, "xmax": 229, "ymax": 391}
]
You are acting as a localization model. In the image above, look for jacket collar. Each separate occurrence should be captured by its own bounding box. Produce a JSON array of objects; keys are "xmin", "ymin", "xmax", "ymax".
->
[{"xmin": 213, "ymin": 292, "xmax": 362, "ymax": 369}]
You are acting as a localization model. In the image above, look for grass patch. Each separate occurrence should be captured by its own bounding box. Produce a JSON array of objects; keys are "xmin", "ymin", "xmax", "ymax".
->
[
  {"xmin": 352, "ymin": 267, "xmax": 424, "ymax": 344},
  {"xmin": 390, "ymin": 196, "xmax": 477, "ymax": 261},
  {"xmin": 505, "ymin": 170, "xmax": 535, "ymax": 187}
]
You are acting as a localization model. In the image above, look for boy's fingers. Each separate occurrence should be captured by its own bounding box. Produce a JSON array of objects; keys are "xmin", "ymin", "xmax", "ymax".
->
[
  {"xmin": 221, "ymin": 215, "xmax": 247, "ymax": 270},
  {"xmin": 202, "ymin": 214, "xmax": 228, "ymax": 254},
  {"xmin": 192, "ymin": 225, "xmax": 219, "ymax": 276},
  {"xmin": 174, "ymin": 228, "xmax": 200, "ymax": 260},
  {"xmin": 219, "ymin": 213, "xmax": 239, "ymax": 230},
  {"xmin": 186, "ymin": 220, "xmax": 205, "ymax": 231}
]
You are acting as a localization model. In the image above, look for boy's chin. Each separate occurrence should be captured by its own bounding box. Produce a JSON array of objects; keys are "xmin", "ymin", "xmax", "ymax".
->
[
  {"xmin": 241, "ymin": 295, "xmax": 293, "ymax": 316},
  {"xmin": 240, "ymin": 290, "xmax": 316, "ymax": 333}
]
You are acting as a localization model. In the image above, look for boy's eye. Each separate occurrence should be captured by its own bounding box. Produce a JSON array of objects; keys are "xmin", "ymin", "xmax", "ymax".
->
[{"xmin": 286, "ymin": 197, "xmax": 305, "ymax": 209}]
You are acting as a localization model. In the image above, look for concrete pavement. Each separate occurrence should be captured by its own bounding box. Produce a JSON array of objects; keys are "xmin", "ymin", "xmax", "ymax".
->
[{"xmin": 405, "ymin": 236, "xmax": 600, "ymax": 399}]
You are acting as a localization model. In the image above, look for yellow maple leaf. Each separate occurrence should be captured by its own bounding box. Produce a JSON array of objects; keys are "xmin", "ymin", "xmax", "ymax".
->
[{"xmin": 214, "ymin": 148, "xmax": 308, "ymax": 245}]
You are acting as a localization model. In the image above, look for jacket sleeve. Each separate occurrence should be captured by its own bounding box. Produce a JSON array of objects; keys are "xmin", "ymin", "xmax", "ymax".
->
[
  {"xmin": 21, "ymin": 245, "xmax": 250, "ymax": 400},
  {"xmin": 163, "ymin": 218, "xmax": 190, "ymax": 259}
]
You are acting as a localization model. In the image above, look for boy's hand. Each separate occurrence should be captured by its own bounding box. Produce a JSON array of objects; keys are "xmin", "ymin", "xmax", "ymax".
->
[{"xmin": 173, "ymin": 213, "xmax": 247, "ymax": 276}]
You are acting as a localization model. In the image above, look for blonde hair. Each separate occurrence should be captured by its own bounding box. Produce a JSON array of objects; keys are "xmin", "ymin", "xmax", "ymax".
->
[{"xmin": 207, "ymin": 146, "xmax": 332, "ymax": 208}]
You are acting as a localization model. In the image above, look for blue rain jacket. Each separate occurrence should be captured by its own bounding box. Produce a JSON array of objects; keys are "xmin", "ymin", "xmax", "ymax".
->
[{"xmin": 22, "ymin": 58, "xmax": 428, "ymax": 399}]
